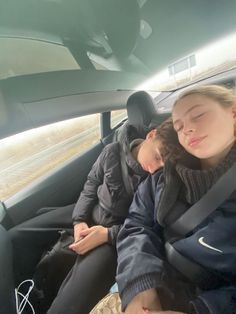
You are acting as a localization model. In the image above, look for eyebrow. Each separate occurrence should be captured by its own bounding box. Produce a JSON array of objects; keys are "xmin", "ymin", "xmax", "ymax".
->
[{"xmin": 173, "ymin": 104, "xmax": 204, "ymax": 125}]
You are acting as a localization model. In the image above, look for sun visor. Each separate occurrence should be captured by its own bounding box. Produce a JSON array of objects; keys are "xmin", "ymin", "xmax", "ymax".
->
[
  {"xmin": 0, "ymin": 70, "xmax": 144, "ymax": 140},
  {"xmin": 0, "ymin": 96, "xmax": 32, "ymax": 141}
]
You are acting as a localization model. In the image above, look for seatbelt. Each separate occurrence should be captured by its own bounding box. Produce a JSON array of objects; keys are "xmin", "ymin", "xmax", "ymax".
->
[
  {"xmin": 165, "ymin": 162, "xmax": 236, "ymax": 286},
  {"xmin": 167, "ymin": 162, "xmax": 236, "ymax": 237},
  {"xmin": 119, "ymin": 143, "xmax": 134, "ymax": 198},
  {"xmin": 165, "ymin": 242, "xmax": 230, "ymax": 289}
]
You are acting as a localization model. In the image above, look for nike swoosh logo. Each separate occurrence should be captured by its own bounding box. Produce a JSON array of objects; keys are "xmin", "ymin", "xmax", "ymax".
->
[{"xmin": 198, "ymin": 237, "xmax": 223, "ymax": 253}]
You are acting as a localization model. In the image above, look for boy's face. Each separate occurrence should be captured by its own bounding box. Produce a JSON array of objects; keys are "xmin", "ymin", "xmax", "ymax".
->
[{"xmin": 137, "ymin": 129, "xmax": 164, "ymax": 174}]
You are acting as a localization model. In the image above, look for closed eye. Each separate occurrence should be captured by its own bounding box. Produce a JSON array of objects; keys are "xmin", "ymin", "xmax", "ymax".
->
[
  {"xmin": 174, "ymin": 124, "xmax": 183, "ymax": 132},
  {"xmin": 192, "ymin": 112, "xmax": 205, "ymax": 120}
]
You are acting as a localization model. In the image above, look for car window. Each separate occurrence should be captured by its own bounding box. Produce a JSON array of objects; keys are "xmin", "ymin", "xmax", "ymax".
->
[
  {"xmin": 140, "ymin": 32, "xmax": 236, "ymax": 92},
  {"xmin": 110, "ymin": 109, "xmax": 127, "ymax": 129},
  {"xmin": 0, "ymin": 114, "xmax": 100, "ymax": 201}
]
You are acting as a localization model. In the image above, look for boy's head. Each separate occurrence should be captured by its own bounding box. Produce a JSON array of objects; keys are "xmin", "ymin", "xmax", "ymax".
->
[
  {"xmin": 135, "ymin": 117, "xmax": 182, "ymax": 173},
  {"xmin": 135, "ymin": 128, "xmax": 164, "ymax": 173}
]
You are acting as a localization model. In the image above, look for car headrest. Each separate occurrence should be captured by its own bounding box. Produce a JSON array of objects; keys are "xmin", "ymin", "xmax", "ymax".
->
[
  {"xmin": 149, "ymin": 112, "xmax": 171, "ymax": 129},
  {"xmin": 126, "ymin": 91, "xmax": 156, "ymax": 128}
]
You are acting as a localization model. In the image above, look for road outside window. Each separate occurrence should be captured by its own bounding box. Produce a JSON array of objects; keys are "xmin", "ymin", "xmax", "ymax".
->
[
  {"xmin": 0, "ymin": 114, "xmax": 100, "ymax": 200},
  {"xmin": 111, "ymin": 109, "xmax": 127, "ymax": 129}
]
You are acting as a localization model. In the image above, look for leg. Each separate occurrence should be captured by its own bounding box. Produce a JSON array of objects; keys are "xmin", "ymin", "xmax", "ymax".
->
[
  {"xmin": 48, "ymin": 244, "xmax": 117, "ymax": 314},
  {"xmin": 9, "ymin": 204, "xmax": 74, "ymax": 282}
]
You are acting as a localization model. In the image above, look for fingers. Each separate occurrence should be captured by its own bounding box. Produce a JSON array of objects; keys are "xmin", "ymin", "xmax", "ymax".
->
[
  {"xmin": 69, "ymin": 240, "xmax": 86, "ymax": 254},
  {"xmin": 69, "ymin": 238, "xmax": 83, "ymax": 250},
  {"xmin": 79, "ymin": 228, "xmax": 92, "ymax": 237},
  {"xmin": 70, "ymin": 226, "xmax": 108, "ymax": 254},
  {"xmin": 69, "ymin": 233, "xmax": 95, "ymax": 254},
  {"xmin": 74, "ymin": 222, "xmax": 89, "ymax": 241}
]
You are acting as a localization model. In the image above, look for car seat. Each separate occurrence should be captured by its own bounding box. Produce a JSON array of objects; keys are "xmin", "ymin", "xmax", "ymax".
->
[
  {"xmin": 0, "ymin": 225, "xmax": 16, "ymax": 314},
  {"xmin": 104, "ymin": 91, "xmax": 157, "ymax": 146}
]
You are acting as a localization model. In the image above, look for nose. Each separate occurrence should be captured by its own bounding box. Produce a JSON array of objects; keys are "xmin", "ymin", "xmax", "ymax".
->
[
  {"xmin": 182, "ymin": 121, "xmax": 195, "ymax": 135},
  {"xmin": 148, "ymin": 159, "xmax": 164, "ymax": 173}
]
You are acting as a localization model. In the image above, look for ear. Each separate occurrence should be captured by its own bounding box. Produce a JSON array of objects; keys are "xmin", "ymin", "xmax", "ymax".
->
[{"xmin": 146, "ymin": 129, "xmax": 157, "ymax": 140}]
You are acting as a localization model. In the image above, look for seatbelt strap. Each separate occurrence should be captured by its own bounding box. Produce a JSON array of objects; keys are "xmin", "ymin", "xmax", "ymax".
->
[
  {"xmin": 119, "ymin": 143, "xmax": 134, "ymax": 198},
  {"xmin": 167, "ymin": 162, "xmax": 236, "ymax": 236},
  {"xmin": 165, "ymin": 242, "xmax": 230, "ymax": 288},
  {"xmin": 165, "ymin": 162, "xmax": 236, "ymax": 285}
]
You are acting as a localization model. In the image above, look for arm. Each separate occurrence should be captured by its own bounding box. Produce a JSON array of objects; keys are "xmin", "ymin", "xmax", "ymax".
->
[
  {"xmin": 71, "ymin": 143, "xmax": 125, "ymax": 253},
  {"xmin": 71, "ymin": 147, "xmax": 106, "ymax": 248},
  {"xmin": 117, "ymin": 171, "xmax": 167, "ymax": 311},
  {"xmin": 72, "ymin": 147, "xmax": 107, "ymax": 224}
]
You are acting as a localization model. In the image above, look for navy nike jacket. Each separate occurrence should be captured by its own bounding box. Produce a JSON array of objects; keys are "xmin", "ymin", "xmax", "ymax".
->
[{"xmin": 116, "ymin": 165, "xmax": 236, "ymax": 313}]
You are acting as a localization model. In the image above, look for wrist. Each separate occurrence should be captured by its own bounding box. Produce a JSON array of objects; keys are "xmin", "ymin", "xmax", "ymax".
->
[{"xmin": 75, "ymin": 222, "xmax": 87, "ymax": 228}]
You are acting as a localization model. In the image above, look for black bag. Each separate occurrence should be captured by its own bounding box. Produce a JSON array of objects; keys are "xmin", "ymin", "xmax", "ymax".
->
[{"xmin": 33, "ymin": 230, "xmax": 77, "ymax": 313}]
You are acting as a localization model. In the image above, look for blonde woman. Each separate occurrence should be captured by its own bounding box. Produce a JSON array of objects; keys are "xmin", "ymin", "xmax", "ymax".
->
[{"xmin": 117, "ymin": 85, "xmax": 236, "ymax": 314}]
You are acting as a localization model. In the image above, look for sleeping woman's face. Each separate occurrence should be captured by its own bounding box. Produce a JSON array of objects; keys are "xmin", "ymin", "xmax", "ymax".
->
[{"xmin": 172, "ymin": 94, "xmax": 236, "ymax": 168}]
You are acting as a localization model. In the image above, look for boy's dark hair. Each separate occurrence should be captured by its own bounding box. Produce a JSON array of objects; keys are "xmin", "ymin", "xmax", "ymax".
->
[{"xmin": 155, "ymin": 117, "xmax": 183, "ymax": 163}]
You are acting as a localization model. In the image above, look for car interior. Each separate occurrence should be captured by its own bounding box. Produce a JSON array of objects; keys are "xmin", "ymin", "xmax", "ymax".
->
[
  {"xmin": 1, "ymin": 0, "xmax": 236, "ymax": 313},
  {"xmin": 1, "ymin": 70, "xmax": 236, "ymax": 314}
]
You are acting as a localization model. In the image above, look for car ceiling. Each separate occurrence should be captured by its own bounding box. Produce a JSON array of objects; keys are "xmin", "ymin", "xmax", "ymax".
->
[{"xmin": 1, "ymin": 0, "xmax": 236, "ymax": 140}]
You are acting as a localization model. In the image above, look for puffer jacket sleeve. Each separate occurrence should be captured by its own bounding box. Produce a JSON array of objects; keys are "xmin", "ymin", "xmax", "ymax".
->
[
  {"xmin": 116, "ymin": 171, "xmax": 166, "ymax": 310},
  {"xmin": 72, "ymin": 147, "xmax": 107, "ymax": 224},
  {"xmin": 108, "ymin": 225, "xmax": 122, "ymax": 246}
]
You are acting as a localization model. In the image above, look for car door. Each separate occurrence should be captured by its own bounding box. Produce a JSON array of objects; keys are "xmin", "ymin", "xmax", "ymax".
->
[{"xmin": 1, "ymin": 109, "xmax": 117, "ymax": 279}]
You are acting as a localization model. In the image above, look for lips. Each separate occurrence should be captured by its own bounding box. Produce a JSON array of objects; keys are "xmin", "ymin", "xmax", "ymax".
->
[{"xmin": 188, "ymin": 136, "xmax": 206, "ymax": 147}]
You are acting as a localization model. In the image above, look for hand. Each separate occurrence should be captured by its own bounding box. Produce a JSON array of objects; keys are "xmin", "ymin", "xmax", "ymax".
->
[
  {"xmin": 69, "ymin": 225, "xmax": 108, "ymax": 254},
  {"xmin": 72, "ymin": 222, "xmax": 89, "ymax": 243},
  {"xmin": 125, "ymin": 289, "xmax": 162, "ymax": 314}
]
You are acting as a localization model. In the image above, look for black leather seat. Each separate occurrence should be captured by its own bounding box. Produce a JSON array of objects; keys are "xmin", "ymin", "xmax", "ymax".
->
[{"xmin": 0, "ymin": 225, "xmax": 16, "ymax": 314}]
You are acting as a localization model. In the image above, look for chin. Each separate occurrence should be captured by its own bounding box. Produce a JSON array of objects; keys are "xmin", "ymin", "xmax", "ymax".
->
[{"xmin": 186, "ymin": 149, "xmax": 211, "ymax": 160}]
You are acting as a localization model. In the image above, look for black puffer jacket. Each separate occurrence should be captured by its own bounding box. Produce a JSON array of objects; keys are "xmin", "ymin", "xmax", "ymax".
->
[{"xmin": 72, "ymin": 124, "xmax": 148, "ymax": 245}]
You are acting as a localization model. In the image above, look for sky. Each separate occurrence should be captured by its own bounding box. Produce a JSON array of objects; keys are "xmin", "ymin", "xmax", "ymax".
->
[{"xmin": 138, "ymin": 31, "xmax": 236, "ymax": 91}]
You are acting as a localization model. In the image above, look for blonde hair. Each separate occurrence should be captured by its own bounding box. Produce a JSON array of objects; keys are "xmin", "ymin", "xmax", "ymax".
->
[{"xmin": 174, "ymin": 84, "xmax": 236, "ymax": 108}]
